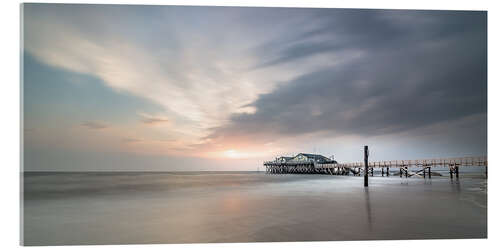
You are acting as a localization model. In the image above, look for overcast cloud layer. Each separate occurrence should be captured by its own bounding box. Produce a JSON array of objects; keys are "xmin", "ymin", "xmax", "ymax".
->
[
  {"xmin": 22, "ymin": 4, "xmax": 487, "ymax": 171},
  {"xmin": 208, "ymin": 10, "xmax": 486, "ymax": 143}
]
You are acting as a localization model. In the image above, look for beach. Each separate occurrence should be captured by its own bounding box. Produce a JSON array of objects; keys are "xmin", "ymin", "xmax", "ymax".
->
[{"xmin": 22, "ymin": 171, "xmax": 487, "ymax": 245}]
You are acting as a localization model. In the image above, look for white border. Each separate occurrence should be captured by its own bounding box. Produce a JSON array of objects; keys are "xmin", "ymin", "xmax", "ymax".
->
[{"xmin": 2, "ymin": 0, "xmax": 498, "ymax": 250}]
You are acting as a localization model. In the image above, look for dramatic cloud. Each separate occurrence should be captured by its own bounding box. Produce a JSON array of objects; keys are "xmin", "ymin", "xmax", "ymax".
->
[
  {"xmin": 206, "ymin": 10, "xmax": 487, "ymax": 149},
  {"xmin": 22, "ymin": 4, "xmax": 487, "ymax": 169},
  {"xmin": 23, "ymin": 5, "xmax": 300, "ymax": 145}
]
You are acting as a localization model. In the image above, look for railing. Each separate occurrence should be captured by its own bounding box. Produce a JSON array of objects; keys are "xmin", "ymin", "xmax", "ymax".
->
[{"xmin": 323, "ymin": 156, "xmax": 487, "ymax": 169}]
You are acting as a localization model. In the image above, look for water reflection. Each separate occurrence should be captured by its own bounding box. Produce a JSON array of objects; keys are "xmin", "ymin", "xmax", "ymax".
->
[
  {"xmin": 450, "ymin": 179, "xmax": 462, "ymax": 192},
  {"xmin": 23, "ymin": 172, "xmax": 486, "ymax": 245},
  {"xmin": 364, "ymin": 187, "xmax": 373, "ymax": 231},
  {"xmin": 423, "ymin": 178, "xmax": 433, "ymax": 185}
]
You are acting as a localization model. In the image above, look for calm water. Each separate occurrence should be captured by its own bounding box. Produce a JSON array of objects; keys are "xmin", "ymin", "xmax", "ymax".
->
[{"xmin": 22, "ymin": 171, "xmax": 487, "ymax": 246}]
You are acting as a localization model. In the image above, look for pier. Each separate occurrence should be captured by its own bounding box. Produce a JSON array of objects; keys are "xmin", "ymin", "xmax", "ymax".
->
[{"xmin": 263, "ymin": 150, "xmax": 487, "ymax": 184}]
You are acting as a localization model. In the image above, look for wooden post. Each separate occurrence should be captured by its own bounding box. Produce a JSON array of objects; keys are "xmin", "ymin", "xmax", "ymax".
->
[
  {"xmin": 405, "ymin": 167, "xmax": 408, "ymax": 178},
  {"xmin": 400, "ymin": 168, "xmax": 402, "ymax": 178},
  {"xmin": 455, "ymin": 166, "xmax": 459, "ymax": 179},
  {"xmin": 364, "ymin": 146, "xmax": 369, "ymax": 187},
  {"xmin": 423, "ymin": 167, "xmax": 426, "ymax": 178},
  {"xmin": 449, "ymin": 166, "xmax": 453, "ymax": 179},
  {"xmin": 381, "ymin": 167, "xmax": 385, "ymax": 176},
  {"xmin": 428, "ymin": 167, "xmax": 431, "ymax": 179},
  {"xmin": 386, "ymin": 167, "xmax": 389, "ymax": 177}
]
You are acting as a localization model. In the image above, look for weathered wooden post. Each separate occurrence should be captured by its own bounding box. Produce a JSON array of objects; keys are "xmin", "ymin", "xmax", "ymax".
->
[
  {"xmin": 364, "ymin": 146, "xmax": 369, "ymax": 187},
  {"xmin": 455, "ymin": 166, "xmax": 459, "ymax": 179},
  {"xmin": 386, "ymin": 167, "xmax": 389, "ymax": 177},
  {"xmin": 449, "ymin": 166, "xmax": 453, "ymax": 179},
  {"xmin": 485, "ymin": 162, "xmax": 488, "ymax": 178},
  {"xmin": 428, "ymin": 167, "xmax": 431, "ymax": 179}
]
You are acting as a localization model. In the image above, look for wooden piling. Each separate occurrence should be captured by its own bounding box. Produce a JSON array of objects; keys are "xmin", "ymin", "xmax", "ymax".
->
[
  {"xmin": 364, "ymin": 146, "xmax": 369, "ymax": 187},
  {"xmin": 455, "ymin": 166, "xmax": 459, "ymax": 179}
]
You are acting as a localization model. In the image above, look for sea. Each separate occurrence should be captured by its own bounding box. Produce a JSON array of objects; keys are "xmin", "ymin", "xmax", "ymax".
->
[{"xmin": 21, "ymin": 168, "xmax": 487, "ymax": 246}]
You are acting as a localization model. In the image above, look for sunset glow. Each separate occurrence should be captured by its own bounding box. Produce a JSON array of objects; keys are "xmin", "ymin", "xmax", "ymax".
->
[
  {"xmin": 224, "ymin": 150, "xmax": 240, "ymax": 159},
  {"xmin": 22, "ymin": 4, "xmax": 486, "ymax": 171}
]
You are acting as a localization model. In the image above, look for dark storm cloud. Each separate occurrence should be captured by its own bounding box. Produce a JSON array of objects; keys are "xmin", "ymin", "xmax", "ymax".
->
[
  {"xmin": 254, "ymin": 9, "xmax": 486, "ymax": 69},
  {"xmin": 209, "ymin": 10, "xmax": 487, "ymax": 142}
]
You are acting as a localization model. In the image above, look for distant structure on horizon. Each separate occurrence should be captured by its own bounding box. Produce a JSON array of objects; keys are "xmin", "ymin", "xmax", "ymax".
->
[
  {"xmin": 264, "ymin": 152, "xmax": 487, "ymax": 180},
  {"xmin": 264, "ymin": 153, "xmax": 337, "ymax": 174}
]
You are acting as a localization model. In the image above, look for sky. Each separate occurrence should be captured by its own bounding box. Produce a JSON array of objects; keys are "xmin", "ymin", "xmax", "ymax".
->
[{"xmin": 22, "ymin": 4, "xmax": 487, "ymax": 171}]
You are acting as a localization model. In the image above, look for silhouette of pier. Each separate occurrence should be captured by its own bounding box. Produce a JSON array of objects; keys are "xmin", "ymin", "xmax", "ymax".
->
[{"xmin": 264, "ymin": 154, "xmax": 487, "ymax": 180}]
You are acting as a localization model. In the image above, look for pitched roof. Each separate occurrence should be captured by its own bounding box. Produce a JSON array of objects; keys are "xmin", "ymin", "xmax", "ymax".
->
[
  {"xmin": 268, "ymin": 153, "xmax": 337, "ymax": 164},
  {"xmin": 299, "ymin": 153, "xmax": 326, "ymax": 158},
  {"xmin": 295, "ymin": 153, "xmax": 336, "ymax": 163}
]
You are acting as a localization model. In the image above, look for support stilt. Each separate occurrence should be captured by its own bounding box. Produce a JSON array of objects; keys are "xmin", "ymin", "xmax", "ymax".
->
[{"xmin": 364, "ymin": 146, "xmax": 369, "ymax": 187}]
